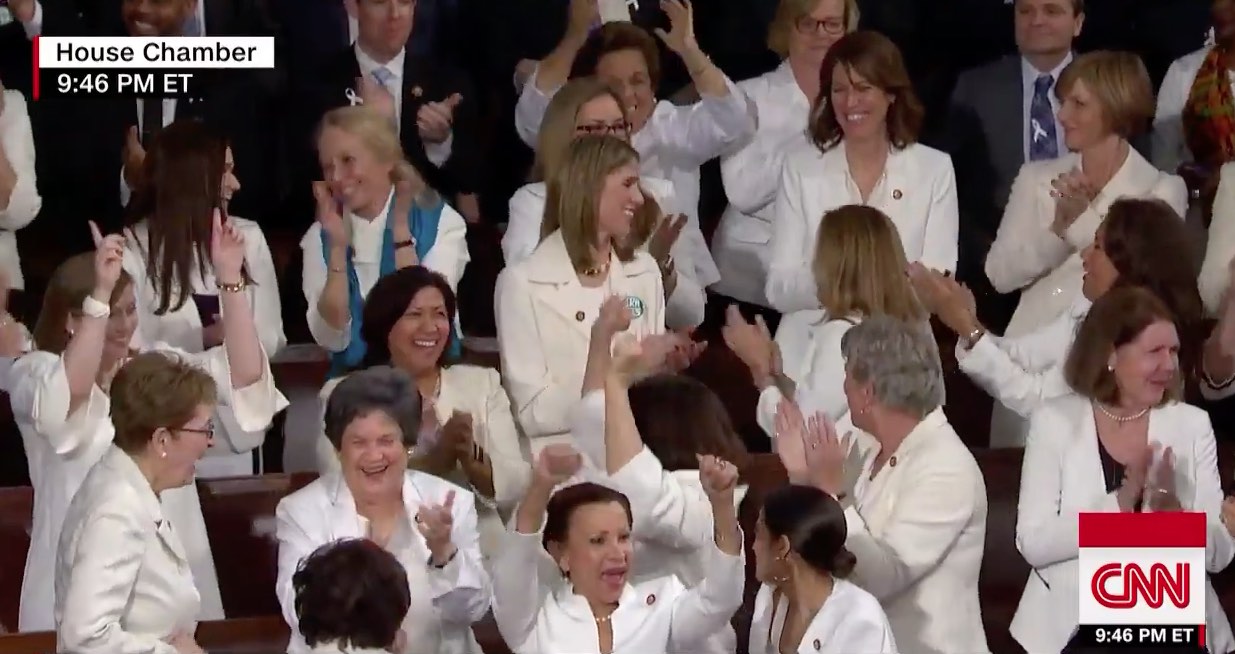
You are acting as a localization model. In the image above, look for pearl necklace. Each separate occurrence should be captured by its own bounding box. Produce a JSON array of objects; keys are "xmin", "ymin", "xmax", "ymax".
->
[{"xmin": 1096, "ymin": 403, "xmax": 1148, "ymax": 423}]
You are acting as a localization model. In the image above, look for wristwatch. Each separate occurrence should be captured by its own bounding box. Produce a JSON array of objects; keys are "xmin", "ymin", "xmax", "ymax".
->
[{"xmin": 81, "ymin": 296, "xmax": 111, "ymax": 319}]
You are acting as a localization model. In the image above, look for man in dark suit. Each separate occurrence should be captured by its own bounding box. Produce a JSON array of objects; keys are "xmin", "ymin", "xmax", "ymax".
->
[
  {"xmin": 290, "ymin": 0, "xmax": 480, "ymax": 222},
  {"xmin": 943, "ymin": 0, "xmax": 1082, "ymax": 331}
]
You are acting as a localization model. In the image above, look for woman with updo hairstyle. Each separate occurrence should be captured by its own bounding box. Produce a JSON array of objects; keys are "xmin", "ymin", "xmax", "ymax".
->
[
  {"xmin": 1013, "ymin": 287, "xmax": 1235, "ymax": 654},
  {"xmin": 749, "ymin": 484, "xmax": 896, "ymax": 654},
  {"xmin": 503, "ymin": 76, "xmax": 716, "ymax": 331},
  {"xmin": 302, "ymin": 106, "xmax": 470, "ymax": 377},
  {"xmin": 493, "ymin": 442, "xmax": 745, "ymax": 653},
  {"xmin": 496, "ymin": 135, "xmax": 671, "ymax": 451},
  {"xmin": 292, "ymin": 538, "xmax": 411, "ymax": 653}
]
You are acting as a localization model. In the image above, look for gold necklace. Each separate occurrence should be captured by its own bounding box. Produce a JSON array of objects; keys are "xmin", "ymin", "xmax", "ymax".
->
[{"xmin": 582, "ymin": 261, "xmax": 611, "ymax": 277}]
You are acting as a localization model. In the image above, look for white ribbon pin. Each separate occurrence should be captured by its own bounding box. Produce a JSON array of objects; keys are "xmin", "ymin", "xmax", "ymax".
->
[{"xmin": 345, "ymin": 88, "xmax": 363, "ymax": 107}]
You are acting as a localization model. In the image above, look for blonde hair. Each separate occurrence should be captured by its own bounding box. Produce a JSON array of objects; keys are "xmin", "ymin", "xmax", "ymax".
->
[
  {"xmin": 812, "ymin": 205, "xmax": 925, "ymax": 321},
  {"xmin": 543, "ymin": 135, "xmax": 641, "ymax": 272},
  {"xmin": 767, "ymin": 0, "xmax": 860, "ymax": 58},
  {"xmin": 1056, "ymin": 50, "xmax": 1155, "ymax": 139},
  {"xmin": 33, "ymin": 253, "xmax": 134, "ymax": 355},
  {"xmin": 317, "ymin": 106, "xmax": 437, "ymax": 206}
]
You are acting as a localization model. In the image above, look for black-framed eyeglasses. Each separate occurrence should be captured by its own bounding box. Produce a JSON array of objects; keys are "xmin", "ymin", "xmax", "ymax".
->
[
  {"xmin": 176, "ymin": 424, "xmax": 215, "ymax": 439},
  {"xmin": 795, "ymin": 16, "xmax": 845, "ymax": 35},
  {"xmin": 576, "ymin": 121, "xmax": 631, "ymax": 136}
]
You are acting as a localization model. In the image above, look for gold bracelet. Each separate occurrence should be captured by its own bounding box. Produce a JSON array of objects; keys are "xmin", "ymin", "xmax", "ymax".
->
[{"xmin": 217, "ymin": 280, "xmax": 247, "ymax": 293}]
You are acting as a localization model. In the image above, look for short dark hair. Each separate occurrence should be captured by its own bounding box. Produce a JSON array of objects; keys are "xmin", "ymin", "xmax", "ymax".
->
[
  {"xmin": 809, "ymin": 30, "xmax": 924, "ymax": 151},
  {"xmin": 1064, "ymin": 287, "xmax": 1182, "ymax": 405},
  {"xmin": 762, "ymin": 484, "xmax": 856, "ymax": 577},
  {"xmin": 293, "ymin": 538, "xmax": 410, "ymax": 649},
  {"xmin": 628, "ymin": 374, "xmax": 749, "ymax": 472},
  {"xmin": 359, "ymin": 265, "xmax": 457, "ymax": 370},
  {"xmin": 572, "ymin": 22, "xmax": 662, "ymax": 88},
  {"xmin": 110, "ymin": 352, "xmax": 217, "ymax": 455},
  {"xmin": 543, "ymin": 482, "xmax": 632, "ymax": 552},
  {"xmin": 324, "ymin": 366, "xmax": 423, "ymax": 450}
]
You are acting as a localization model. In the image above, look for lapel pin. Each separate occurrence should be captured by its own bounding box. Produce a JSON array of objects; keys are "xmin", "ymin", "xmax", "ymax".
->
[
  {"xmin": 625, "ymin": 296, "xmax": 645, "ymax": 318},
  {"xmin": 646, "ymin": 593, "xmax": 656, "ymax": 605},
  {"xmin": 345, "ymin": 88, "xmax": 362, "ymax": 107},
  {"xmin": 889, "ymin": 455, "xmax": 898, "ymax": 467},
  {"xmin": 813, "ymin": 639, "xmax": 822, "ymax": 650},
  {"xmin": 892, "ymin": 189, "xmax": 903, "ymax": 200},
  {"xmin": 411, "ymin": 86, "xmax": 424, "ymax": 98},
  {"xmin": 575, "ymin": 311, "xmax": 585, "ymax": 322}
]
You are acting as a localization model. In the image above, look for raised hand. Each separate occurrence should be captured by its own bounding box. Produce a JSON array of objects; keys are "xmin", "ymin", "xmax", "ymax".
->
[
  {"xmin": 1050, "ymin": 169, "xmax": 1096, "ymax": 237},
  {"xmin": 417, "ymin": 94, "xmax": 462, "ymax": 144},
  {"xmin": 534, "ymin": 443, "xmax": 583, "ymax": 486},
  {"xmin": 313, "ymin": 182, "xmax": 349, "ymax": 246},
  {"xmin": 1145, "ymin": 446, "xmax": 1182, "ymax": 512},
  {"xmin": 665, "ymin": 330, "xmax": 705, "ymax": 372},
  {"xmin": 647, "ymin": 213, "xmax": 687, "ymax": 265},
  {"xmin": 653, "ymin": 0, "xmax": 698, "ymax": 56},
  {"xmin": 89, "ymin": 221, "xmax": 126, "ymax": 298},
  {"xmin": 416, "ymin": 490, "xmax": 457, "ymax": 561},
  {"xmin": 7, "ymin": 0, "xmax": 36, "ymax": 25},
  {"xmin": 592, "ymin": 295, "xmax": 633, "ymax": 339},
  {"xmin": 698, "ymin": 454, "xmax": 738, "ymax": 501},
  {"xmin": 802, "ymin": 412, "xmax": 851, "ymax": 496},
  {"xmin": 610, "ymin": 332, "xmax": 676, "ymax": 382},
  {"xmin": 908, "ymin": 263, "xmax": 978, "ymax": 337},
  {"xmin": 210, "ymin": 209, "xmax": 246, "ymax": 283},
  {"xmin": 773, "ymin": 398, "xmax": 809, "ymax": 484},
  {"xmin": 440, "ymin": 410, "xmax": 474, "ymax": 461},
  {"xmin": 722, "ymin": 305, "xmax": 774, "ymax": 378}
]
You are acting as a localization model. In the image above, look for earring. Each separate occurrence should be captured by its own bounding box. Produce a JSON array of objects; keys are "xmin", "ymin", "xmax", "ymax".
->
[
  {"xmin": 771, "ymin": 555, "xmax": 790, "ymax": 584},
  {"xmin": 160, "ymin": 450, "xmax": 167, "ymax": 459},
  {"xmin": 1107, "ymin": 363, "xmax": 1114, "ymax": 372}
]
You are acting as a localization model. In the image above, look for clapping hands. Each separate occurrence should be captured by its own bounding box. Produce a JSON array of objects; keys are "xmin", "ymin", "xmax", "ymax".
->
[
  {"xmin": 773, "ymin": 399, "xmax": 850, "ymax": 496},
  {"xmin": 416, "ymin": 490, "xmax": 457, "ymax": 563}
]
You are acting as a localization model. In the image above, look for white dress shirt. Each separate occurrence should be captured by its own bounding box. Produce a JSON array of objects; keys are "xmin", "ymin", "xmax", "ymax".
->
[
  {"xmin": 712, "ymin": 61, "xmax": 812, "ymax": 307},
  {"xmin": 1020, "ymin": 53, "xmax": 1072, "ymax": 162},
  {"xmin": 1154, "ymin": 46, "xmax": 1222, "ymax": 173},
  {"xmin": 300, "ymin": 186, "xmax": 470, "ymax": 352},
  {"xmin": 514, "ymin": 65, "xmax": 755, "ymax": 261},
  {"xmin": 314, "ymin": 365, "xmax": 532, "ymax": 558},
  {"xmin": 55, "ymin": 446, "xmax": 201, "ymax": 654},
  {"xmin": 353, "ymin": 44, "xmax": 452, "ymax": 166},
  {"xmin": 0, "ymin": 90, "xmax": 40, "ymax": 290},
  {"xmin": 748, "ymin": 580, "xmax": 899, "ymax": 654},
  {"xmin": 1012, "ymin": 395, "xmax": 1235, "ymax": 654},
  {"xmin": 123, "ymin": 219, "xmax": 287, "ymax": 477},
  {"xmin": 491, "ymin": 517, "xmax": 745, "ymax": 654},
  {"xmin": 845, "ymin": 409, "xmax": 990, "ymax": 654},
  {"xmin": 755, "ymin": 311, "xmax": 857, "ymax": 437},
  {"xmin": 12, "ymin": 345, "xmax": 287, "ymax": 632},
  {"xmin": 276, "ymin": 470, "xmax": 492, "ymax": 654},
  {"xmin": 503, "ymin": 177, "xmax": 711, "ymax": 329},
  {"xmin": 767, "ymin": 142, "xmax": 960, "ymax": 313}
]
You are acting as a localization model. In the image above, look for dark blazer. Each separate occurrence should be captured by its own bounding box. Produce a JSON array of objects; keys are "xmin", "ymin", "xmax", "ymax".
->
[{"xmin": 296, "ymin": 46, "xmax": 481, "ymax": 200}]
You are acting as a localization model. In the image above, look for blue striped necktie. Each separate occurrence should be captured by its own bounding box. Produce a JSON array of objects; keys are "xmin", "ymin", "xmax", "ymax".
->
[{"xmin": 1029, "ymin": 74, "xmax": 1059, "ymax": 161}]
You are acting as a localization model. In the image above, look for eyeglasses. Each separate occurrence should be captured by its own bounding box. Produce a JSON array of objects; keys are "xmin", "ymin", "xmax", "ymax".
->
[
  {"xmin": 576, "ymin": 121, "xmax": 631, "ymax": 136},
  {"xmin": 795, "ymin": 16, "xmax": 846, "ymax": 35},
  {"xmin": 176, "ymin": 424, "xmax": 215, "ymax": 439}
]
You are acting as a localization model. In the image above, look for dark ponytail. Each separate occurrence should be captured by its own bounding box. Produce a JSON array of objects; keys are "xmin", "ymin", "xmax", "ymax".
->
[{"xmin": 763, "ymin": 485, "xmax": 855, "ymax": 577}]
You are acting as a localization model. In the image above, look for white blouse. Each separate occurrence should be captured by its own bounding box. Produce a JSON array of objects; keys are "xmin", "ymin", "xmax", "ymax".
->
[
  {"xmin": 748, "ymin": 579, "xmax": 898, "ymax": 654},
  {"xmin": 0, "ymin": 89, "xmax": 41, "ymax": 290},
  {"xmin": 755, "ymin": 311, "xmax": 857, "ymax": 438},
  {"xmin": 12, "ymin": 345, "xmax": 286, "ymax": 632},
  {"xmin": 300, "ymin": 187, "xmax": 470, "ymax": 352}
]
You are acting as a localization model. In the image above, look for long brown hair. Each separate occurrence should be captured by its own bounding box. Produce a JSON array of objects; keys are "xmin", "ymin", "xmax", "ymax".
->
[
  {"xmin": 542, "ymin": 135, "xmax": 641, "ymax": 271},
  {"xmin": 809, "ymin": 30, "xmax": 924, "ymax": 151},
  {"xmin": 128, "ymin": 120, "xmax": 249, "ymax": 315},
  {"xmin": 32, "ymin": 253, "xmax": 134, "ymax": 354},
  {"xmin": 1064, "ymin": 287, "xmax": 1182, "ymax": 406}
]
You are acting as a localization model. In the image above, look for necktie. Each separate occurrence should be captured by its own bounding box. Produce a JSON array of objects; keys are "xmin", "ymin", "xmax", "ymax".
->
[
  {"xmin": 1029, "ymin": 74, "xmax": 1059, "ymax": 161},
  {"xmin": 372, "ymin": 67, "xmax": 395, "ymax": 89},
  {"xmin": 141, "ymin": 97, "xmax": 164, "ymax": 147}
]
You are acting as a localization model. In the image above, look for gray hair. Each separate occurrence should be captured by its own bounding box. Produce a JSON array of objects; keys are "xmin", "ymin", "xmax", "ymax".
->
[
  {"xmin": 840, "ymin": 316, "xmax": 944, "ymax": 418},
  {"xmin": 324, "ymin": 366, "xmax": 423, "ymax": 451}
]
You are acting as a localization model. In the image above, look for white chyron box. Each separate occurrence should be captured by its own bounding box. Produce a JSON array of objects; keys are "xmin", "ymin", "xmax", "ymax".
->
[
  {"xmin": 30, "ymin": 35, "xmax": 276, "ymax": 99},
  {"xmin": 597, "ymin": 0, "xmax": 634, "ymax": 23},
  {"xmin": 1075, "ymin": 512, "xmax": 1208, "ymax": 650}
]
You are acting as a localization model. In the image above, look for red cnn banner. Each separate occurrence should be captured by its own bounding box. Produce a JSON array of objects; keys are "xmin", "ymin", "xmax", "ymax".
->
[{"xmin": 1077, "ymin": 512, "xmax": 1206, "ymax": 649}]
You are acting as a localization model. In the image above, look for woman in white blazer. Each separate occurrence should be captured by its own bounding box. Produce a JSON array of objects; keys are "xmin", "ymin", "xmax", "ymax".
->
[
  {"xmin": 566, "ymin": 319, "xmax": 750, "ymax": 654},
  {"xmin": 56, "ymin": 353, "xmax": 230, "ymax": 654},
  {"xmin": 122, "ymin": 120, "xmax": 286, "ymax": 477},
  {"xmin": 1012, "ymin": 287, "xmax": 1235, "ymax": 654},
  {"xmin": 313, "ymin": 266, "xmax": 531, "ymax": 558},
  {"xmin": 1151, "ymin": 18, "xmax": 1230, "ymax": 178},
  {"xmin": 0, "ymin": 85, "xmax": 41, "ymax": 298},
  {"xmin": 917, "ymin": 198, "xmax": 1205, "ymax": 445},
  {"xmin": 493, "ymin": 443, "xmax": 745, "ymax": 654},
  {"xmin": 987, "ymin": 51, "xmax": 1188, "ymax": 341},
  {"xmin": 749, "ymin": 485, "xmax": 896, "ymax": 654},
  {"xmin": 726, "ymin": 205, "xmax": 924, "ymax": 435},
  {"xmin": 514, "ymin": 1, "xmax": 754, "ymax": 251},
  {"xmin": 769, "ymin": 31, "xmax": 958, "ymax": 315},
  {"xmin": 277, "ymin": 367, "xmax": 492, "ymax": 654},
  {"xmin": 505, "ymin": 77, "xmax": 714, "ymax": 330},
  {"xmin": 777, "ymin": 315, "xmax": 989, "ymax": 654},
  {"xmin": 1199, "ymin": 162, "xmax": 1235, "ymax": 315},
  {"xmin": 14, "ymin": 219, "xmax": 286, "ymax": 631},
  {"xmin": 301, "ymin": 106, "xmax": 469, "ymax": 377},
  {"xmin": 291, "ymin": 538, "xmax": 412, "ymax": 654},
  {"xmin": 496, "ymin": 135, "xmax": 666, "ymax": 450},
  {"xmin": 712, "ymin": 0, "xmax": 857, "ymax": 311}
]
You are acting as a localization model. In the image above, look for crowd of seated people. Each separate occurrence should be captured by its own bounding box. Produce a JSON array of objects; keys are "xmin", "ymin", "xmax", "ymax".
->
[{"xmin": 2, "ymin": 0, "xmax": 1235, "ymax": 653}]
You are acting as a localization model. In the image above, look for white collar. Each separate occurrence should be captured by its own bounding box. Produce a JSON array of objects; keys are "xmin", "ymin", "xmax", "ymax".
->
[
  {"xmin": 1021, "ymin": 51, "xmax": 1074, "ymax": 83},
  {"xmin": 348, "ymin": 185, "xmax": 396, "ymax": 224},
  {"xmin": 354, "ymin": 43, "xmax": 406, "ymax": 80}
]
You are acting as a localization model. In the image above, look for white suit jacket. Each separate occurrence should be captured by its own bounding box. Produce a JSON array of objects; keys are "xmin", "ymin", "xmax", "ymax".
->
[
  {"xmin": 846, "ymin": 409, "xmax": 989, "ymax": 654},
  {"xmin": 491, "ymin": 521, "xmax": 745, "ymax": 654},
  {"xmin": 55, "ymin": 446, "xmax": 201, "ymax": 654},
  {"xmin": 748, "ymin": 580, "xmax": 898, "ymax": 654},
  {"xmin": 502, "ymin": 177, "xmax": 714, "ymax": 330},
  {"xmin": 767, "ymin": 142, "xmax": 959, "ymax": 313},
  {"xmin": 712, "ymin": 60, "xmax": 812, "ymax": 308},
  {"xmin": 0, "ymin": 89, "xmax": 41, "ymax": 290},
  {"xmin": 755, "ymin": 312, "xmax": 857, "ymax": 437},
  {"xmin": 495, "ymin": 230, "xmax": 665, "ymax": 446},
  {"xmin": 123, "ymin": 219, "xmax": 286, "ymax": 477},
  {"xmin": 275, "ymin": 470, "xmax": 492, "ymax": 654},
  {"xmin": 1012, "ymin": 395, "xmax": 1235, "ymax": 654},
  {"xmin": 1200, "ymin": 162, "xmax": 1235, "ymax": 316},
  {"xmin": 985, "ymin": 149, "xmax": 1187, "ymax": 337},
  {"xmin": 13, "ymin": 345, "xmax": 286, "ymax": 632},
  {"xmin": 314, "ymin": 364, "xmax": 532, "ymax": 556}
]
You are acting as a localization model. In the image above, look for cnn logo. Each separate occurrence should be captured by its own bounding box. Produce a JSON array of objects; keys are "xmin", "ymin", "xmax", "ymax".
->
[{"xmin": 1091, "ymin": 562, "xmax": 1190, "ymax": 609}]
